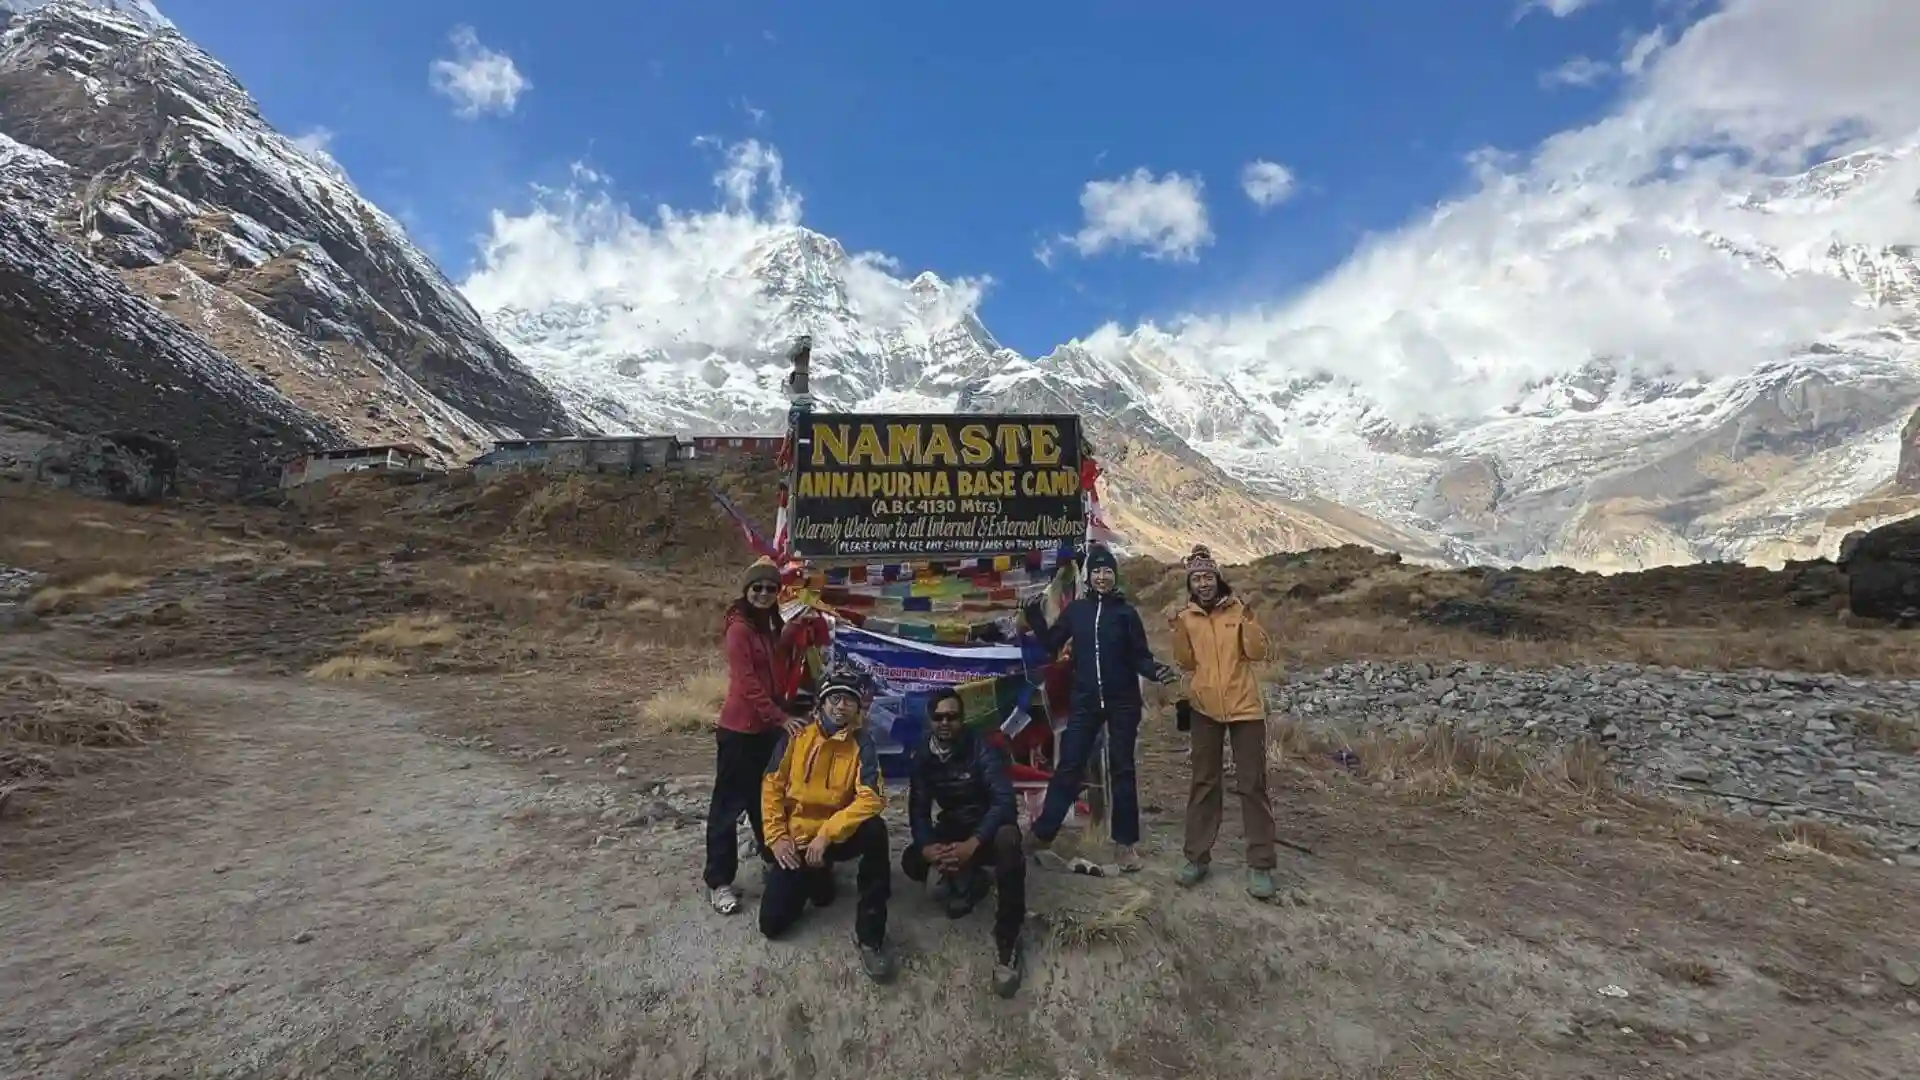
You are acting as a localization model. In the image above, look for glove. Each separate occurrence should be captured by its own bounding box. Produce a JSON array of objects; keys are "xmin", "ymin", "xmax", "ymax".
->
[{"xmin": 1152, "ymin": 663, "xmax": 1181, "ymax": 686}]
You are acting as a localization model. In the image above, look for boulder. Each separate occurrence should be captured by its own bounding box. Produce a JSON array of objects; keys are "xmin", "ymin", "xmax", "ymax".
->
[
  {"xmin": 31, "ymin": 431, "xmax": 179, "ymax": 504},
  {"xmin": 1845, "ymin": 517, "xmax": 1920, "ymax": 623}
]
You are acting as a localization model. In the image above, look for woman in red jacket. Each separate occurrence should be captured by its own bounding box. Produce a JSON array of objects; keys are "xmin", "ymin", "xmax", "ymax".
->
[{"xmin": 705, "ymin": 557, "xmax": 818, "ymax": 915}]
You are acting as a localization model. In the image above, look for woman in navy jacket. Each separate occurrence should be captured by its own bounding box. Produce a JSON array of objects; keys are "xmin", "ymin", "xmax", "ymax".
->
[{"xmin": 1022, "ymin": 543, "xmax": 1178, "ymax": 872}]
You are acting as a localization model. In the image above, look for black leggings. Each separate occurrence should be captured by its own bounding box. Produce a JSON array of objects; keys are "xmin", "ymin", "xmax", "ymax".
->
[{"xmin": 703, "ymin": 728, "xmax": 781, "ymax": 890}]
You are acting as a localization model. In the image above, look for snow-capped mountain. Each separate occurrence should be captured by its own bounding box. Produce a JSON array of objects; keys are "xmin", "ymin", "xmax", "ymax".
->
[
  {"xmin": 480, "ymin": 144, "xmax": 1920, "ymax": 570},
  {"xmin": 0, "ymin": 0, "xmax": 575, "ymax": 475},
  {"xmin": 4, "ymin": 0, "xmax": 1915, "ymax": 569},
  {"xmin": 482, "ymin": 228, "xmax": 1460, "ymax": 564}
]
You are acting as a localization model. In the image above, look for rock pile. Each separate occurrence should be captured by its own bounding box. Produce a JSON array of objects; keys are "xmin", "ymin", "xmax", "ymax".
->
[{"xmin": 1271, "ymin": 661, "xmax": 1920, "ymax": 857}]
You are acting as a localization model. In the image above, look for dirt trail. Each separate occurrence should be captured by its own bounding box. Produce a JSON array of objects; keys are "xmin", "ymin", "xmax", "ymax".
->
[{"xmin": 3, "ymin": 670, "xmax": 1919, "ymax": 1080}]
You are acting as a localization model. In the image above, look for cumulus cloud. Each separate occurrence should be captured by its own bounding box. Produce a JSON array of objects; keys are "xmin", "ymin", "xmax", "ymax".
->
[
  {"xmin": 1059, "ymin": 168, "xmax": 1213, "ymax": 262},
  {"xmin": 1111, "ymin": 0, "xmax": 1920, "ymax": 424},
  {"xmin": 1240, "ymin": 160, "xmax": 1298, "ymax": 209},
  {"xmin": 429, "ymin": 26, "xmax": 530, "ymax": 119},
  {"xmin": 461, "ymin": 139, "xmax": 991, "ymax": 360}
]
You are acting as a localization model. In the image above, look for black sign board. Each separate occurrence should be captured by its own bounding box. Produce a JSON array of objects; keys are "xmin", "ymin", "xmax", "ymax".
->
[{"xmin": 788, "ymin": 413, "xmax": 1086, "ymax": 559}]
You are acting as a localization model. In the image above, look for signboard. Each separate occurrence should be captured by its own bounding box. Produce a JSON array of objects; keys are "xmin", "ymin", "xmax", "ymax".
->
[{"xmin": 789, "ymin": 413, "xmax": 1085, "ymax": 558}]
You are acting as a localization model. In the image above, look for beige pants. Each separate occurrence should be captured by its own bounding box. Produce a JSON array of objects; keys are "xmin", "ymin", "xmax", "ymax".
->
[{"xmin": 1183, "ymin": 712, "xmax": 1277, "ymax": 870}]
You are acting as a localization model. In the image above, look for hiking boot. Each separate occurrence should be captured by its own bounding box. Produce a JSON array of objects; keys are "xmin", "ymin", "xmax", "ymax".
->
[
  {"xmin": 1174, "ymin": 861, "xmax": 1209, "ymax": 888},
  {"xmin": 992, "ymin": 940, "xmax": 1023, "ymax": 999},
  {"xmin": 1024, "ymin": 830, "xmax": 1053, "ymax": 857},
  {"xmin": 1115, "ymin": 845, "xmax": 1143, "ymax": 874},
  {"xmin": 859, "ymin": 941, "xmax": 898, "ymax": 984},
  {"xmin": 1248, "ymin": 869, "xmax": 1278, "ymax": 901},
  {"xmin": 708, "ymin": 885, "xmax": 742, "ymax": 915}
]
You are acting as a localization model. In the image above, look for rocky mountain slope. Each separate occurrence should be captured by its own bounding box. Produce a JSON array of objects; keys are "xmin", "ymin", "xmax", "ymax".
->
[
  {"xmin": 0, "ymin": 181, "xmax": 340, "ymax": 486},
  {"xmin": 482, "ymin": 146, "xmax": 1920, "ymax": 571},
  {"xmin": 0, "ymin": 0, "xmax": 575, "ymax": 469}
]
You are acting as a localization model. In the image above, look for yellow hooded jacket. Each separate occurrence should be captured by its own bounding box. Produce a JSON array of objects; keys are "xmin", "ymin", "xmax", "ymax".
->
[
  {"xmin": 761, "ymin": 716, "xmax": 887, "ymax": 847},
  {"xmin": 1169, "ymin": 594, "xmax": 1270, "ymax": 722}
]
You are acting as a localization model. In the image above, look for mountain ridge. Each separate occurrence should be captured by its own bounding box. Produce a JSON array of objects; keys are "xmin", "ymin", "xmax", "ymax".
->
[{"xmin": 0, "ymin": 0, "xmax": 576, "ymax": 476}]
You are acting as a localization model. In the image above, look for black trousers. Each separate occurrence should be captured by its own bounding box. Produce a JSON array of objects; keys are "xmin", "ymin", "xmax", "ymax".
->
[
  {"xmin": 703, "ymin": 728, "xmax": 781, "ymax": 890},
  {"xmin": 759, "ymin": 817, "xmax": 891, "ymax": 949},
  {"xmin": 902, "ymin": 823, "xmax": 1026, "ymax": 951}
]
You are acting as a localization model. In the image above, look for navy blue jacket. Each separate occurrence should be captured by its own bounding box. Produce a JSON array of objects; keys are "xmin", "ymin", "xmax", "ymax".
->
[
  {"xmin": 1026, "ymin": 589, "xmax": 1166, "ymax": 713},
  {"xmin": 908, "ymin": 728, "xmax": 1018, "ymax": 847}
]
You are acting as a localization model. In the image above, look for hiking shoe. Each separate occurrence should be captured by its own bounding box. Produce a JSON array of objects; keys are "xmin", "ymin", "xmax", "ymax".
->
[
  {"xmin": 1174, "ymin": 861, "xmax": 1209, "ymax": 888},
  {"xmin": 1024, "ymin": 830, "xmax": 1053, "ymax": 857},
  {"xmin": 859, "ymin": 942, "xmax": 897, "ymax": 984},
  {"xmin": 1115, "ymin": 846, "xmax": 1143, "ymax": 874},
  {"xmin": 708, "ymin": 885, "xmax": 741, "ymax": 915},
  {"xmin": 1248, "ymin": 869, "xmax": 1278, "ymax": 901},
  {"xmin": 992, "ymin": 941, "xmax": 1023, "ymax": 999}
]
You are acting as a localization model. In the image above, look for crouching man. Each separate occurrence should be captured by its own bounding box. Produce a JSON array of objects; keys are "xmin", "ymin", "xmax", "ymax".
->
[
  {"xmin": 760, "ymin": 669, "xmax": 897, "ymax": 983},
  {"xmin": 902, "ymin": 688, "xmax": 1027, "ymax": 997}
]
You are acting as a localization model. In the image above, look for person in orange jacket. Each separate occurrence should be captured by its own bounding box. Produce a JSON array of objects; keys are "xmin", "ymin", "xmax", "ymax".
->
[
  {"xmin": 1167, "ymin": 545, "xmax": 1280, "ymax": 900},
  {"xmin": 760, "ymin": 668, "xmax": 897, "ymax": 982}
]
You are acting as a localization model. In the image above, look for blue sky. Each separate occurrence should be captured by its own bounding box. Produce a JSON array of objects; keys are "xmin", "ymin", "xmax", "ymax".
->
[{"xmin": 148, "ymin": 0, "xmax": 1686, "ymax": 357}]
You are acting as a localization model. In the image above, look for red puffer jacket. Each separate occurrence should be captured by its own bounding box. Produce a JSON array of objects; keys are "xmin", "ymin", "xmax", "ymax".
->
[{"xmin": 717, "ymin": 605, "xmax": 826, "ymax": 734}]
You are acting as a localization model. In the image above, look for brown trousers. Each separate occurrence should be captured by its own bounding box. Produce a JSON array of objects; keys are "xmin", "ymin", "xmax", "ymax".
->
[{"xmin": 1183, "ymin": 713, "xmax": 1277, "ymax": 870}]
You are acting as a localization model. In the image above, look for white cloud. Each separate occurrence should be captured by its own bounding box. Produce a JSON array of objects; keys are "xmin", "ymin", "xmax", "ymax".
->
[
  {"xmin": 1519, "ymin": 0, "xmax": 1600, "ymax": 19},
  {"xmin": 1240, "ymin": 160, "xmax": 1298, "ymax": 209},
  {"xmin": 1540, "ymin": 55, "xmax": 1613, "ymax": 89},
  {"xmin": 1058, "ymin": 168, "xmax": 1212, "ymax": 262},
  {"xmin": 429, "ymin": 25, "xmax": 529, "ymax": 119},
  {"xmin": 289, "ymin": 127, "xmax": 334, "ymax": 160},
  {"xmin": 461, "ymin": 139, "xmax": 991, "ymax": 361},
  {"xmin": 1098, "ymin": 0, "xmax": 1920, "ymax": 424}
]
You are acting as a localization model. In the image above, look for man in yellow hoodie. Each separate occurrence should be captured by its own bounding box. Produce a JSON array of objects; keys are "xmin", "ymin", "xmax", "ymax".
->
[
  {"xmin": 760, "ymin": 667, "xmax": 896, "ymax": 982},
  {"xmin": 1168, "ymin": 546, "xmax": 1279, "ymax": 900}
]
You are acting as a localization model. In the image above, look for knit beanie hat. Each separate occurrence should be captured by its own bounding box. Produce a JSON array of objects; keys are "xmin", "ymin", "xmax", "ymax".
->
[
  {"xmin": 818, "ymin": 667, "xmax": 867, "ymax": 704},
  {"xmin": 1185, "ymin": 545, "xmax": 1220, "ymax": 580},
  {"xmin": 742, "ymin": 556, "xmax": 782, "ymax": 593},
  {"xmin": 1084, "ymin": 543, "xmax": 1119, "ymax": 574}
]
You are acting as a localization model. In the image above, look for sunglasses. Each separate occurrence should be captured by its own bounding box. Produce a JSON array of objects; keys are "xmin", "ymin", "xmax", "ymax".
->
[{"xmin": 746, "ymin": 583, "xmax": 778, "ymax": 594}]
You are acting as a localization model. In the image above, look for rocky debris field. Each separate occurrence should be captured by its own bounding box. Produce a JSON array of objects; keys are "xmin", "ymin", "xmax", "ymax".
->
[{"xmin": 1274, "ymin": 661, "xmax": 1920, "ymax": 858}]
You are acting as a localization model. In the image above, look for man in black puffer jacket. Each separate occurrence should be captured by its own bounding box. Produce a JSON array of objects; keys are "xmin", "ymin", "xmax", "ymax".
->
[
  {"xmin": 903, "ymin": 688, "xmax": 1026, "ymax": 997},
  {"xmin": 1023, "ymin": 542, "xmax": 1179, "ymax": 872}
]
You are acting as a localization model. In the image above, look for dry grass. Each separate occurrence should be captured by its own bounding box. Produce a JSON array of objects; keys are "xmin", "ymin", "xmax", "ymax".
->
[
  {"xmin": 356, "ymin": 613, "xmax": 462, "ymax": 651},
  {"xmin": 1265, "ymin": 716, "xmax": 1615, "ymax": 803},
  {"xmin": 26, "ymin": 572, "xmax": 149, "ymax": 615},
  {"xmin": 1768, "ymin": 821, "xmax": 1872, "ymax": 862},
  {"xmin": 0, "ymin": 668, "xmax": 166, "ymax": 781},
  {"xmin": 306, "ymin": 655, "xmax": 409, "ymax": 681},
  {"xmin": 1653, "ymin": 955, "xmax": 1727, "ymax": 988},
  {"xmin": 1047, "ymin": 886, "xmax": 1155, "ymax": 950},
  {"xmin": 638, "ymin": 664, "xmax": 729, "ymax": 733}
]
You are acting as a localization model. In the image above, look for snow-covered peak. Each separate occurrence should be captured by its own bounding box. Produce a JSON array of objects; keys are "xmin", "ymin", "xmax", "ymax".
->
[{"xmin": 0, "ymin": 0, "xmax": 171, "ymax": 33}]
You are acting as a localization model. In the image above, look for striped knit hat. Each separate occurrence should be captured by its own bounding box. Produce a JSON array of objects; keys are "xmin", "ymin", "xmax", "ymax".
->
[
  {"xmin": 1184, "ymin": 545, "xmax": 1220, "ymax": 580},
  {"xmin": 818, "ymin": 667, "xmax": 869, "ymax": 704}
]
